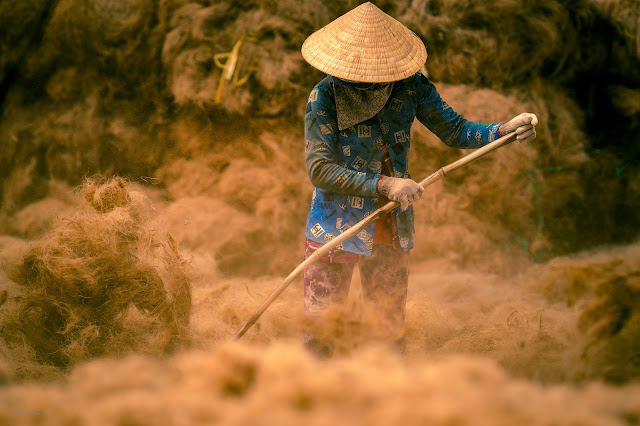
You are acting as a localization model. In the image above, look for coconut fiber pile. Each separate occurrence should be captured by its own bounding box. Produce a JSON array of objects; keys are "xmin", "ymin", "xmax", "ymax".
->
[
  {"xmin": 0, "ymin": 0, "xmax": 640, "ymax": 424},
  {"xmin": 0, "ymin": 178, "xmax": 191, "ymax": 378},
  {"xmin": 1, "ymin": 0, "xmax": 639, "ymax": 276}
]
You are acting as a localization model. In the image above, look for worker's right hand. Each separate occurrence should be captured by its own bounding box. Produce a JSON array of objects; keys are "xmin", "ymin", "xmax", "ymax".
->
[{"xmin": 377, "ymin": 175, "xmax": 424, "ymax": 211}]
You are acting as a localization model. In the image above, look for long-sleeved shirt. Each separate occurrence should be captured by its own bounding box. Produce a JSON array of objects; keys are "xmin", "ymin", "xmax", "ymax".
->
[{"xmin": 304, "ymin": 72, "xmax": 501, "ymax": 256}]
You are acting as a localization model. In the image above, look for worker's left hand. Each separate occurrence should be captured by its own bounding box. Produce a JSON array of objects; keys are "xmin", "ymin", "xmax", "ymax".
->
[
  {"xmin": 500, "ymin": 113, "xmax": 538, "ymax": 142},
  {"xmin": 377, "ymin": 175, "xmax": 424, "ymax": 211}
]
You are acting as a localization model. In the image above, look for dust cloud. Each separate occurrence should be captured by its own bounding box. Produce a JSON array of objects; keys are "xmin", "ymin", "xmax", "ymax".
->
[{"xmin": 1, "ymin": 0, "xmax": 639, "ymax": 424}]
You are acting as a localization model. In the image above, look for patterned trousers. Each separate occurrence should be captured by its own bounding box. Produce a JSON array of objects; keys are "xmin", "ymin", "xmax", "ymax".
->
[{"xmin": 303, "ymin": 244, "xmax": 410, "ymax": 355}]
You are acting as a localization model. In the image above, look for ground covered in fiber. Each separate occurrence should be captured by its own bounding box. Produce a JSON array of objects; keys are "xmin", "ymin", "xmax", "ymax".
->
[{"xmin": 1, "ymin": 0, "xmax": 639, "ymax": 424}]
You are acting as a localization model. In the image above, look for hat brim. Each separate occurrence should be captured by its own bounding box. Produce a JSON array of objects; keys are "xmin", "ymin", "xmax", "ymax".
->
[{"xmin": 301, "ymin": 2, "xmax": 427, "ymax": 83}]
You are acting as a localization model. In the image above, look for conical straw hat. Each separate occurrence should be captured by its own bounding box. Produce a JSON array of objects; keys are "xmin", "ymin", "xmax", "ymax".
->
[{"xmin": 301, "ymin": 2, "xmax": 427, "ymax": 83}]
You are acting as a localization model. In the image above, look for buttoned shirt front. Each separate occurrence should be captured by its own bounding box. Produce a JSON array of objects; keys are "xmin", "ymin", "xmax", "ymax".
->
[{"xmin": 304, "ymin": 72, "xmax": 501, "ymax": 256}]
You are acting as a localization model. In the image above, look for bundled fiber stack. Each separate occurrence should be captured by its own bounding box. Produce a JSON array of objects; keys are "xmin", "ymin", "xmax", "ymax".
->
[
  {"xmin": 536, "ymin": 243, "xmax": 640, "ymax": 383},
  {"xmin": 0, "ymin": 0, "xmax": 171, "ymax": 230},
  {"xmin": 158, "ymin": 129, "xmax": 313, "ymax": 276},
  {"xmin": 0, "ymin": 0, "xmax": 52, "ymax": 86},
  {"xmin": 394, "ymin": 0, "xmax": 640, "ymax": 259},
  {"xmin": 0, "ymin": 0, "xmax": 638, "ymax": 275},
  {"xmin": 161, "ymin": 0, "xmax": 335, "ymax": 116},
  {"xmin": 399, "ymin": 0, "xmax": 608, "ymax": 86}
]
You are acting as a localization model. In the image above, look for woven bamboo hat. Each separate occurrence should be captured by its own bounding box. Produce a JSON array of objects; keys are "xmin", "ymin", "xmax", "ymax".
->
[{"xmin": 301, "ymin": 2, "xmax": 427, "ymax": 83}]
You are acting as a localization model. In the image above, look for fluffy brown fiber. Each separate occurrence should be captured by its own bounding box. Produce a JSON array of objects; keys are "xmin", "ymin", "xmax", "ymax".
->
[
  {"xmin": 1, "ymin": 0, "xmax": 640, "ymax": 423},
  {"xmin": 0, "ymin": 178, "xmax": 191, "ymax": 375}
]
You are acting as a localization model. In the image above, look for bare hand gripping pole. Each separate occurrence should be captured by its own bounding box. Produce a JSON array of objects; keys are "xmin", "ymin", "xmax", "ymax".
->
[{"xmin": 233, "ymin": 131, "xmax": 518, "ymax": 340}]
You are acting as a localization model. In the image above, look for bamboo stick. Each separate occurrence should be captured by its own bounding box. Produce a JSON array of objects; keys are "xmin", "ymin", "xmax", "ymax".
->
[{"xmin": 233, "ymin": 130, "xmax": 518, "ymax": 340}]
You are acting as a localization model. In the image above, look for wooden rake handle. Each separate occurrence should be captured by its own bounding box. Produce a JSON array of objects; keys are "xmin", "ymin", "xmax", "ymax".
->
[{"xmin": 233, "ymin": 131, "xmax": 518, "ymax": 340}]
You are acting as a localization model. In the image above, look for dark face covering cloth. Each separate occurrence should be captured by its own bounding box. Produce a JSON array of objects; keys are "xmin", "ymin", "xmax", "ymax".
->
[{"xmin": 333, "ymin": 77, "xmax": 394, "ymax": 131}]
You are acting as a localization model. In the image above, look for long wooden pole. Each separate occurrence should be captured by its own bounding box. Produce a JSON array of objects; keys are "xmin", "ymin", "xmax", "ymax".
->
[{"xmin": 233, "ymin": 131, "xmax": 518, "ymax": 340}]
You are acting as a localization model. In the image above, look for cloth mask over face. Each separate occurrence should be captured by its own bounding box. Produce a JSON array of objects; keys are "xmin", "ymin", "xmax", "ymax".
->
[{"xmin": 333, "ymin": 77, "xmax": 394, "ymax": 130}]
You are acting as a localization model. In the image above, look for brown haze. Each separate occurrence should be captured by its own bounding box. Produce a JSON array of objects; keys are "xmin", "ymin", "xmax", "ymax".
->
[{"xmin": 0, "ymin": 0, "xmax": 639, "ymax": 424}]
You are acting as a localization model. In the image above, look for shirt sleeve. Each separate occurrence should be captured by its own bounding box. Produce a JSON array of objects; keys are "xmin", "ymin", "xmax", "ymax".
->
[
  {"xmin": 415, "ymin": 74, "xmax": 501, "ymax": 149},
  {"xmin": 304, "ymin": 85, "xmax": 381, "ymax": 196}
]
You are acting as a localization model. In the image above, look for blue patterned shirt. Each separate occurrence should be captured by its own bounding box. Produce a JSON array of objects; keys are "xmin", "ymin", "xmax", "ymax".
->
[{"xmin": 304, "ymin": 72, "xmax": 501, "ymax": 256}]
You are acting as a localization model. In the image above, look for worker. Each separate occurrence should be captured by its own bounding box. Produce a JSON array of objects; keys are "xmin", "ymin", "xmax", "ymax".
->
[{"xmin": 301, "ymin": 2, "xmax": 537, "ymax": 355}]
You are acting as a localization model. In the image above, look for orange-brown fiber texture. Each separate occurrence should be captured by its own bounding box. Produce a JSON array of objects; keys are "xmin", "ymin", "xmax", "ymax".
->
[{"xmin": 1, "ymin": 0, "xmax": 639, "ymax": 425}]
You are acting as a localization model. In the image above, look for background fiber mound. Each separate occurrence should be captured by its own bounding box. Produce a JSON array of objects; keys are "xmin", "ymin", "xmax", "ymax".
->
[{"xmin": 1, "ymin": 0, "xmax": 638, "ymax": 272}]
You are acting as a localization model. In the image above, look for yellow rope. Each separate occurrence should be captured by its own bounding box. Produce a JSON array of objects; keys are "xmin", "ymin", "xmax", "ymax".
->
[{"xmin": 213, "ymin": 35, "xmax": 258, "ymax": 104}]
